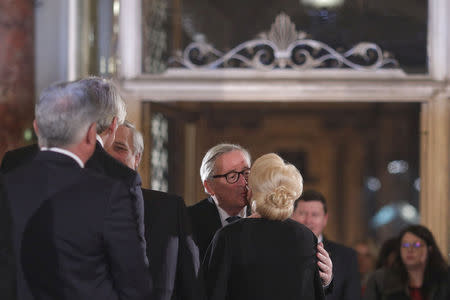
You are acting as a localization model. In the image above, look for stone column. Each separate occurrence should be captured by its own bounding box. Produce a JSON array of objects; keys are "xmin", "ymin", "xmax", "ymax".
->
[
  {"xmin": 0, "ymin": 0, "xmax": 35, "ymax": 159},
  {"xmin": 420, "ymin": 92, "xmax": 450, "ymax": 258},
  {"xmin": 423, "ymin": 0, "xmax": 450, "ymax": 258}
]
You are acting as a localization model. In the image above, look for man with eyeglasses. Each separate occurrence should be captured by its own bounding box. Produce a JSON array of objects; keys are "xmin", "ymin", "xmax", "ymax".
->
[
  {"xmin": 189, "ymin": 144, "xmax": 250, "ymax": 261},
  {"xmin": 188, "ymin": 143, "xmax": 333, "ymax": 288}
]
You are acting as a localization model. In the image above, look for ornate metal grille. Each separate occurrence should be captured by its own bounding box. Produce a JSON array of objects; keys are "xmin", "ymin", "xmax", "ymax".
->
[{"xmin": 172, "ymin": 13, "xmax": 398, "ymax": 71}]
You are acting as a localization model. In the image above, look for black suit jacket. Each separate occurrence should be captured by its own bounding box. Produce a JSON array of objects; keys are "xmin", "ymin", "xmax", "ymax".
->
[
  {"xmin": 187, "ymin": 197, "xmax": 222, "ymax": 261},
  {"xmin": 4, "ymin": 151, "xmax": 151, "ymax": 299},
  {"xmin": 0, "ymin": 144, "xmax": 38, "ymax": 173},
  {"xmin": 142, "ymin": 189, "xmax": 203, "ymax": 300},
  {"xmin": 0, "ymin": 174, "xmax": 16, "ymax": 300},
  {"xmin": 323, "ymin": 239, "xmax": 361, "ymax": 300},
  {"xmin": 202, "ymin": 218, "xmax": 325, "ymax": 300},
  {"xmin": 87, "ymin": 142, "xmax": 148, "ymax": 265},
  {"xmin": 0, "ymin": 142, "xmax": 148, "ymax": 266}
]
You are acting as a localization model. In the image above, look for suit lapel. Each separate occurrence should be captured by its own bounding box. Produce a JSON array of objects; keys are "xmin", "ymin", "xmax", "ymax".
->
[
  {"xmin": 207, "ymin": 196, "xmax": 223, "ymax": 230},
  {"xmin": 142, "ymin": 189, "xmax": 157, "ymax": 233},
  {"xmin": 322, "ymin": 238, "xmax": 334, "ymax": 259}
]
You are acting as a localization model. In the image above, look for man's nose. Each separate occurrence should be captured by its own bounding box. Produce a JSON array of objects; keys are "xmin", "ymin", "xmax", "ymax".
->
[
  {"xmin": 236, "ymin": 173, "xmax": 247, "ymax": 186},
  {"xmin": 304, "ymin": 215, "xmax": 312, "ymax": 225}
]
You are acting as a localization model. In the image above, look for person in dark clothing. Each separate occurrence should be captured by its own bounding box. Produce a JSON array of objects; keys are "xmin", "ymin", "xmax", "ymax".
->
[
  {"xmin": 189, "ymin": 143, "xmax": 332, "ymax": 289},
  {"xmin": 0, "ymin": 174, "xmax": 16, "ymax": 300},
  {"xmin": 107, "ymin": 121, "xmax": 203, "ymax": 300},
  {"xmin": 364, "ymin": 225, "xmax": 449, "ymax": 300},
  {"xmin": 202, "ymin": 153, "xmax": 325, "ymax": 300},
  {"xmin": 291, "ymin": 189, "xmax": 361, "ymax": 300},
  {"xmin": 4, "ymin": 81, "xmax": 151, "ymax": 299}
]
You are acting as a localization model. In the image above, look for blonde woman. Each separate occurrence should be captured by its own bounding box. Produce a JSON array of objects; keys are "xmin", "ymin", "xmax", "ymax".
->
[{"xmin": 202, "ymin": 153, "xmax": 325, "ymax": 300}]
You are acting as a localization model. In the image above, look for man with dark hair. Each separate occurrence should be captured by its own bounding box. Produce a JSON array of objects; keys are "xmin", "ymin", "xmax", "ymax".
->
[
  {"xmin": 107, "ymin": 122, "xmax": 203, "ymax": 300},
  {"xmin": 292, "ymin": 189, "xmax": 361, "ymax": 300},
  {"xmin": 3, "ymin": 82, "xmax": 151, "ymax": 299}
]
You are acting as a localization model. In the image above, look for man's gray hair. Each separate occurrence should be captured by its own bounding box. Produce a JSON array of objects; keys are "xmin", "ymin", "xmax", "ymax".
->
[
  {"xmin": 200, "ymin": 143, "xmax": 251, "ymax": 183},
  {"xmin": 77, "ymin": 76, "xmax": 126, "ymax": 134},
  {"xmin": 35, "ymin": 81, "xmax": 98, "ymax": 148},
  {"xmin": 122, "ymin": 121, "xmax": 144, "ymax": 157}
]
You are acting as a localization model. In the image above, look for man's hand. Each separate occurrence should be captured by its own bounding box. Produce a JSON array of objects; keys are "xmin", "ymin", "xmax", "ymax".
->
[{"xmin": 317, "ymin": 242, "xmax": 333, "ymax": 287}]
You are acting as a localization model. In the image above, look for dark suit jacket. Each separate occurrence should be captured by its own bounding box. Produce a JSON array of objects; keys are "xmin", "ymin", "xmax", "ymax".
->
[
  {"xmin": 323, "ymin": 239, "xmax": 361, "ymax": 300},
  {"xmin": 0, "ymin": 144, "xmax": 38, "ymax": 173},
  {"xmin": 202, "ymin": 218, "xmax": 325, "ymax": 300},
  {"xmin": 0, "ymin": 174, "xmax": 16, "ymax": 300},
  {"xmin": 4, "ymin": 151, "xmax": 151, "ymax": 299},
  {"xmin": 0, "ymin": 142, "xmax": 148, "ymax": 265},
  {"xmin": 142, "ymin": 189, "xmax": 203, "ymax": 300},
  {"xmin": 187, "ymin": 197, "xmax": 222, "ymax": 261},
  {"xmin": 87, "ymin": 142, "xmax": 148, "ymax": 265}
]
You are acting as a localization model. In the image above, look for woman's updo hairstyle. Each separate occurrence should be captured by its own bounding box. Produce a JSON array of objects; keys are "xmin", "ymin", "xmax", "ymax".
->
[{"xmin": 249, "ymin": 153, "xmax": 303, "ymax": 221}]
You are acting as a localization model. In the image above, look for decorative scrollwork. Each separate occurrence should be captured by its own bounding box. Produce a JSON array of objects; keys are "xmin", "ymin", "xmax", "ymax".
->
[{"xmin": 172, "ymin": 12, "xmax": 398, "ymax": 71}]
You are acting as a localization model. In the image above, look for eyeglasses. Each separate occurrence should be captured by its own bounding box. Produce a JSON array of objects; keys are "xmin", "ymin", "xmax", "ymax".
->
[
  {"xmin": 401, "ymin": 242, "xmax": 424, "ymax": 249},
  {"xmin": 212, "ymin": 168, "xmax": 250, "ymax": 184}
]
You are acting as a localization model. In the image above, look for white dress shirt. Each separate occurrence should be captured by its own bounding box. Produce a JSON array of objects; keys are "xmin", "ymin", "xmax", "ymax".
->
[{"xmin": 212, "ymin": 196, "xmax": 247, "ymax": 227}]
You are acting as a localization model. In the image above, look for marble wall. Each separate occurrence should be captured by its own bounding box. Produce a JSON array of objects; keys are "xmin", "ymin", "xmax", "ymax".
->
[{"xmin": 0, "ymin": 0, "xmax": 35, "ymax": 159}]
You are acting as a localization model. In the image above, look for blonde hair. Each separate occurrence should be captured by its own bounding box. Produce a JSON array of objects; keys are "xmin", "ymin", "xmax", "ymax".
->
[{"xmin": 249, "ymin": 153, "xmax": 303, "ymax": 221}]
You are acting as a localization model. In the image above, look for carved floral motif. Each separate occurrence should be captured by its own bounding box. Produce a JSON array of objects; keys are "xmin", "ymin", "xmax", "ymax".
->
[{"xmin": 173, "ymin": 13, "xmax": 398, "ymax": 71}]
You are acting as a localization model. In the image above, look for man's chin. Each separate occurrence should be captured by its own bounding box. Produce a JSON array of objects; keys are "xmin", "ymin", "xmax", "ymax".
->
[{"xmin": 240, "ymin": 194, "xmax": 249, "ymax": 206}]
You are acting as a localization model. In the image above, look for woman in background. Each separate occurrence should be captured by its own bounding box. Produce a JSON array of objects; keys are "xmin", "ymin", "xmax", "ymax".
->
[
  {"xmin": 202, "ymin": 153, "xmax": 325, "ymax": 300},
  {"xmin": 364, "ymin": 225, "xmax": 449, "ymax": 300}
]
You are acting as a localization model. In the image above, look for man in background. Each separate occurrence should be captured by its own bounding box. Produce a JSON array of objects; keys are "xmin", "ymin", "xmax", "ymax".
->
[
  {"xmin": 107, "ymin": 121, "xmax": 203, "ymax": 300},
  {"xmin": 292, "ymin": 189, "xmax": 361, "ymax": 300}
]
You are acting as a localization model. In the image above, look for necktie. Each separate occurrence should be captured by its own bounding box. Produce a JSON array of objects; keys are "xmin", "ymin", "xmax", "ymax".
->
[{"xmin": 226, "ymin": 216, "xmax": 241, "ymax": 223}]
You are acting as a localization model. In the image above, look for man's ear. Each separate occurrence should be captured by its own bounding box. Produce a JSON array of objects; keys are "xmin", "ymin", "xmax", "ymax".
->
[
  {"xmin": 134, "ymin": 152, "xmax": 141, "ymax": 171},
  {"xmin": 323, "ymin": 213, "xmax": 329, "ymax": 227},
  {"xmin": 86, "ymin": 122, "xmax": 97, "ymax": 146},
  {"xmin": 204, "ymin": 180, "xmax": 215, "ymax": 196},
  {"xmin": 108, "ymin": 116, "xmax": 118, "ymax": 134}
]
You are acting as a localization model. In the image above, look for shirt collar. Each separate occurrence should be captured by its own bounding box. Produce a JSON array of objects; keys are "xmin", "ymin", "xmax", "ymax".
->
[
  {"xmin": 40, "ymin": 147, "xmax": 84, "ymax": 168},
  {"xmin": 96, "ymin": 134, "xmax": 104, "ymax": 148},
  {"xmin": 212, "ymin": 196, "xmax": 247, "ymax": 227},
  {"xmin": 318, "ymin": 234, "xmax": 324, "ymax": 243}
]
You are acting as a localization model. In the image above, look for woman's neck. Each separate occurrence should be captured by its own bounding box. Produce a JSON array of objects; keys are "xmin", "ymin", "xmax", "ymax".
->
[{"xmin": 407, "ymin": 267, "xmax": 425, "ymax": 288}]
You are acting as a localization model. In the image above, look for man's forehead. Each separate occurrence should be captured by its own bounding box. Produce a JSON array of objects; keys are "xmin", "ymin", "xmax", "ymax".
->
[
  {"xmin": 215, "ymin": 150, "xmax": 249, "ymax": 172},
  {"xmin": 298, "ymin": 200, "xmax": 325, "ymax": 211},
  {"xmin": 116, "ymin": 126, "xmax": 132, "ymax": 143}
]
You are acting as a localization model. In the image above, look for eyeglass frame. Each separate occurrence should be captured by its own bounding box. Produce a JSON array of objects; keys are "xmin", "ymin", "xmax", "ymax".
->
[
  {"xmin": 212, "ymin": 168, "xmax": 250, "ymax": 184},
  {"xmin": 401, "ymin": 242, "xmax": 425, "ymax": 249}
]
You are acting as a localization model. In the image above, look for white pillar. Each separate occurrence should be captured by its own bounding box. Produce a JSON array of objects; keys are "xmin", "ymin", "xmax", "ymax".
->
[
  {"xmin": 118, "ymin": 0, "xmax": 142, "ymax": 79},
  {"xmin": 428, "ymin": 0, "xmax": 449, "ymax": 80}
]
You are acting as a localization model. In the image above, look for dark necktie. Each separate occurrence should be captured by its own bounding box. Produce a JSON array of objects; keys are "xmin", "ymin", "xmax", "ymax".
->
[{"xmin": 226, "ymin": 216, "xmax": 241, "ymax": 223}]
